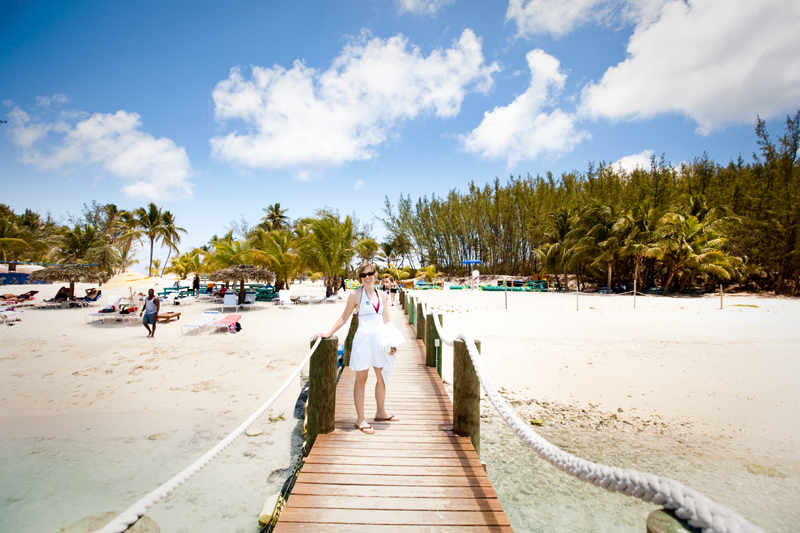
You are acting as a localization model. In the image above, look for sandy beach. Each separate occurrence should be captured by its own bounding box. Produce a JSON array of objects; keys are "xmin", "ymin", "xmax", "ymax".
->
[{"xmin": 1, "ymin": 283, "xmax": 798, "ymax": 532}]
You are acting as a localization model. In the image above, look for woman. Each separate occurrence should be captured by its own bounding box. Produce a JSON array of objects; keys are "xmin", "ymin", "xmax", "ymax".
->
[
  {"xmin": 388, "ymin": 278, "xmax": 398, "ymax": 306},
  {"xmin": 316, "ymin": 262, "xmax": 398, "ymax": 434}
]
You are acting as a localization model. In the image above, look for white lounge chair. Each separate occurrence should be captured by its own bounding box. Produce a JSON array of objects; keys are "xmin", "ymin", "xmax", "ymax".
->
[
  {"xmin": 85, "ymin": 296, "xmax": 124, "ymax": 324},
  {"xmin": 181, "ymin": 310, "xmax": 219, "ymax": 335},
  {"xmin": 221, "ymin": 293, "xmax": 239, "ymax": 312},
  {"xmin": 276, "ymin": 289, "xmax": 294, "ymax": 306},
  {"xmin": 239, "ymin": 292, "xmax": 257, "ymax": 311}
]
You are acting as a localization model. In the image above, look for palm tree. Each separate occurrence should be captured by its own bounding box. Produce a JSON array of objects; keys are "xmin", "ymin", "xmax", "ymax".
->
[
  {"xmin": 112, "ymin": 210, "xmax": 143, "ymax": 275},
  {"xmin": 570, "ymin": 201, "xmax": 621, "ymax": 293},
  {"xmin": 386, "ymin": 266, "xmax": 411, "ymax": 281},
  {"xmin": 159, "ymin": 210, "xmax": 187, "ymax": 276},
  {"xmin": 58, "ymin": 223, "xmax": 108, "ymax": 263},
  {"xmin": 0, "ymin": 216, "xmax": 32, "ymax": 261},
  {"xmin": 616, "ymin": 201, "xmax": 660, "ymax": 291},
  {"xmin": 132, "ymin": 203, "xmax": 168, "ymax": 276},
  {"xmin": 200, "ymin": 239, "xmax": 266, "ymax": 301},
  {"xmin": 649, "ymin": 212, "xmax": 734, "ymax": 294},
  {"xmin": 419, "ymin": 264, "xmax": 441, "ymax": 283},
  {"xmin": 165, "ymin": 251, "xmax": 203, "ymax": 280},
  {"xmin": 300, "ymin": 213, "xmax": 360, "ymax": 295},
  {"xmin": 256, "ymin": 229, "xmax": 302, "ymax": 290},
  {"xmin": 542, "ymin": 207, "xmax": 574, "ymax": 289},
  {"xmin": 260, "ymin": 203, "xmax": 290, "ymax": 231}
]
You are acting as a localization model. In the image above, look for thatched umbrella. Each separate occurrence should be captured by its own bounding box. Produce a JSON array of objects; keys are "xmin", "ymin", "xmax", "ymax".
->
[
  {"xmin": 209, "ymin": 264, "xmax": 274, "ymax": 303},
  {"xmin": 29, "ymin": 264, "xmax": 108, "ymax": 299}
]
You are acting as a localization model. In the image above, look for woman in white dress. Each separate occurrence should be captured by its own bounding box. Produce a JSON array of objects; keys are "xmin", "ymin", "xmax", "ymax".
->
[{"xmin": 316, "ymin": 262, "xmax": 398, "ymax": 434}]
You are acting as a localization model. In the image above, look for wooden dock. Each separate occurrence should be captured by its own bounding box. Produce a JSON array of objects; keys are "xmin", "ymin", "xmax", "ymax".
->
[{"xmin": 273, "ymin": 308, "xmax": 512, "ymax": 532}]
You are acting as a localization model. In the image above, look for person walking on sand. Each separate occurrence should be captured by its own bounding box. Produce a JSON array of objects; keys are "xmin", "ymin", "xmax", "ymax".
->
[
  {"xmin": 316, "ymin": 262, "xmax": 398, "ymax": 434},
  {"xmin": 140, "ymin": 288, "xmax": 160, "ymax": 338}
]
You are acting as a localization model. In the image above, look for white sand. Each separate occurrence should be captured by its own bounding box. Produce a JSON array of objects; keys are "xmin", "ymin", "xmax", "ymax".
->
[
  {"xmin": 417, "ymin": 289, "xmax": 800, "ymax": 455},
  {"xmin": 1, "ymin": 283, "xmax": 798, "ymax": 532},
  {"xmin": 0, "ymin": 281, "xmax": 349, "ymax": 533}
]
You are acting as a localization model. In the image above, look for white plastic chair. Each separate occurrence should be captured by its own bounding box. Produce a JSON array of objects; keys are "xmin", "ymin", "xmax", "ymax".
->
[
  {"xmin": 277, "ymin": 290, "xmax": 294, "ymax": 305},
  {"xmin": 221, "ymin": 292, "xmax": 240, "ymax": 312}
]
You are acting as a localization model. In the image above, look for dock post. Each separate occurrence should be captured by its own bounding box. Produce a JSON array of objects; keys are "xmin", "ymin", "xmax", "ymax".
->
[
  {"xmin": 453, "ymin": 339, "xmax": 481, "ymax": 457},
  {"xmin": 408, "ymin": 295, "xmax": 415, "ymax": 324},
  {"xmin": 646, "ymin": 509, "xmax": 700, "ymax": 532},
  {"xmin": 425, "ymin": 312, "xmax": 442, "ymax": 368},
  {"xmin": 416, "ymin": 302, "xmax": 425, "ymax": 339},
  {"xmin": 342, "ymin": 313, "xmax": 358, "ymax": 368},
  {"xmin": 306, "ymin": 337, "xmax": 338, "ymax": 452},
  {"xmin": 399, "ymin": 289, "xmax": 405, "ymax": 309}
]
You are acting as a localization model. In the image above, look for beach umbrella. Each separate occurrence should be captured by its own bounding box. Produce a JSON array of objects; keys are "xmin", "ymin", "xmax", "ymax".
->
[
  {"xmin": 209, "ymin": 264, "xmax": 274, "ymax": 303},
  {"xmin": 461, "ymin": 260, "xmax": 482, "ymax": 264},
  {"xmin": 28, "ymin": 264, "xmax": 108, "ymax": 299}
]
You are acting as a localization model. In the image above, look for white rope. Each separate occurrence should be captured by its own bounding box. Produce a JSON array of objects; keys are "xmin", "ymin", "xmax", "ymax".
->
[
  {"xmin": 413, "ymin": 293, "xmax": 763, "ymax": 533},
  {"xmin": 95, "ymin": 337, "xmax": 322, "ymax": 533}
]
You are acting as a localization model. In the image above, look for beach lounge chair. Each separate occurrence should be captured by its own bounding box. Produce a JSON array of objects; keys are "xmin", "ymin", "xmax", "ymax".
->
[
  {"xmin": 221, "ymin": 292, "xmax": 240, "ymax": 312},
  {"xmin": 85, "ymin": 295, "xmax": 124, "ymax": 324},
  {"xmin": 211, "ymin": 314, "xmax": 241, "ymax": 333},
  {"xmin": 181, "ymin": 310, "xmax": 219, "ymax": 335},
  {"xmin": 239, "ymin": 292, "xmax": 257, "ymax": 311},
  {"xmin": 276, "ymin": 290, "xmax": 294, "ymax": 306}
]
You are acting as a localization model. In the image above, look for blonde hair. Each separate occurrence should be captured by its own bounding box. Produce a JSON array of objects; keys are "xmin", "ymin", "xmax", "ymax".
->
[{"xmin": 356, "ymin": 262, "xmax": 376, "ymax": 278}]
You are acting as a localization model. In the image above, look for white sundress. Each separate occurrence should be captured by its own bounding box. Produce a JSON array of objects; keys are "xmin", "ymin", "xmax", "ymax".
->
[{"xmin": 350, "ymin": 288, "xmax": 396, "ymax": 384}]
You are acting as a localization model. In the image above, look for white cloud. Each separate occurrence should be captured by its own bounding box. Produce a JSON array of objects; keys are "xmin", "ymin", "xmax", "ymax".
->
[
  {"xmin": 354, "ymin": 179, "xmax": 364, "ymax": 190},
  {"xmin": 7, "ymin": 104, "xmax": 192, "ymax": 199},
  {"xmin": 506, "ymin": 0, "xmax": 666, "ymax": 38},
  {"xmin": 36, "ymin": 93, "xmax": 69, "ymax": 109},
  {"xmin": 460, "ymin": 49, "xmax": 588, "ymax": 167},
  {"xmin": 614, "ymin": 149, "xmax": 653, "ymax": 172},
  {"xmin": 580, "ymin": 0, "xmax": 800, "ymax": 133},
  {"xmin": 210, "ymin": 29, "xmax": 498, "ymax": 171},
  {"xmin": 397, "ymin": 0, "xmax": 455, "ymax": 16}
]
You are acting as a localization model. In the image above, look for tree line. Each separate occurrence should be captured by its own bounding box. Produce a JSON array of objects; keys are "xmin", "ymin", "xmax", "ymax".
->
[{"xmin": 381, "ymin": 112, "xmax": 800, "ymax": 295}]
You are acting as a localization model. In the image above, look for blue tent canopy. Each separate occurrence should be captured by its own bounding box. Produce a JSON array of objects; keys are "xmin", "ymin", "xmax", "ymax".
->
[{"xmin": 461, "ymin": 260, "xmax": 482, "ymax": 265}]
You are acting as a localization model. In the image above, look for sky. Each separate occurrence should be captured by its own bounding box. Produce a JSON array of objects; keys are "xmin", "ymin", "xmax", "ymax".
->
[{"xmin": 2, "ymin": 0, "xmax": 799, "ymax": 266}]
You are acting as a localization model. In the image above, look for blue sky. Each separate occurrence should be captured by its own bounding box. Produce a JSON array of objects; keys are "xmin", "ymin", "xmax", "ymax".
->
[{"xmin": 2, "ymin": 0, "xmax": 799, "ymax": 265}]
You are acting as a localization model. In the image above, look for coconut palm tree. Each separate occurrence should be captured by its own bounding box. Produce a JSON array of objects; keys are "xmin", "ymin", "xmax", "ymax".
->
[
  {"xmin": 159, "ymin": 210, "xmax": 187, "ymax": 276},
  {"xmin": 616, "ymin": 201, "xmax": 660, "ymax": 291},
  {"xmin": 300, "ymin": 213, "xmax": 360, "ymax": 295},
  {"xmin": 58, "ymin": 223, "xmax": 109, "ymax": 264},
  {"xmin": 132, "ymin": 203, "xmax": 169, "ymax": 276},
  {"xmin": 259, "ymin": 203, "xmax": 290, "ymax": 231},
  {"xmin": 649, "ymin": 212, "xmax": 734, "ymax": 294},
  {"xmin": 542, "ymin": 207, "xmax": 574, "ymax": 289},
  {"xmin": 256, "ymin": 229, "xmax": 302, "ymax": 290}
]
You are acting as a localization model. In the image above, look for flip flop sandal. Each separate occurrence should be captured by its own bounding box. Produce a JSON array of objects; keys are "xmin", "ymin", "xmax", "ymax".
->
[
  {"xmin": 354, "ymin": 424, "xmax": 374, "ymax": 434},
  {"xmin": 374, "ymin": 415, "xmax": 400, "ymax": 422}
]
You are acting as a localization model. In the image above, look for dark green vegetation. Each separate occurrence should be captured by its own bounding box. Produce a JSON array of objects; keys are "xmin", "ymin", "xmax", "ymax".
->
[{"xmin": 382, "ymin": 112, "xmax": 800, "ymax": 295}]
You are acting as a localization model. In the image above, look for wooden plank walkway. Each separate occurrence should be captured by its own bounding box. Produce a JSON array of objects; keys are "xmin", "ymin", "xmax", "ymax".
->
[{"xmin": 274, "ymin": 306, "xmax": 512, "ymax": 532}]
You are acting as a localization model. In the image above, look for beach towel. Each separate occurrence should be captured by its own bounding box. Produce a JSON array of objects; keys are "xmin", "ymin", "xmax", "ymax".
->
[{"xmin": 380, "ymin": 322, "xmax": 405, "ymax": 356}]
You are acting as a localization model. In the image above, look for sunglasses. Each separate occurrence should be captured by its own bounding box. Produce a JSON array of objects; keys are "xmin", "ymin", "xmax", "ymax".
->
[{"xmin": 359, "ymin": 271, "xmax": 376, "ymax": 278}]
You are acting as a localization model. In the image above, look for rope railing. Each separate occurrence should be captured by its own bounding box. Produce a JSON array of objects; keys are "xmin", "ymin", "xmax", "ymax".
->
[
  {"xmin": 414, "ymin": 295, "xmax": 763, "ymax": 533},
  {"xmin": 94, "ymin": 337, "xmax": 322, "ymax": 533}
]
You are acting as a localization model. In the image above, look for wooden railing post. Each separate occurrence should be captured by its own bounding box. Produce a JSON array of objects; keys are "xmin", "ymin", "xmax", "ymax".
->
[
  {"xmin": 306, "ymin": 337, "xmax": 337, "ymax": 452},
  {"xmin": 425, "ymin": 312, "xmax": 443, "ymax": 369},
  {"xmin": 408, "ymin": 295, "xmax": 415, "ymax": 325},
  {"xmin": 454, "ymin": 339, "xmax": 481, "ymax": 457},
  {"xmin": 646, "ymin": 510, "xmax": 700, "ymax": 533},
  {"xmin": 416, "ymin": 302, "xmax": 425, "ymax": 340},
  {"xmin": 399, "ymin": 289, "xmax": 405, "ymax": 309},
  {"xmin": 342, "ymin": 313, "xmax": 359, "ymax": 368}
]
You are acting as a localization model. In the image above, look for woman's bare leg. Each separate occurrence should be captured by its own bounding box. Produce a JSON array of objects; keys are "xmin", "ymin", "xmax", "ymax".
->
[
  {"xmin": 373, "ymin": 367, "xmax": 390, "ymax": 419},
  {"xmin": 353, "ymin": 370, "xmax": 370, "ymax": 429}
]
